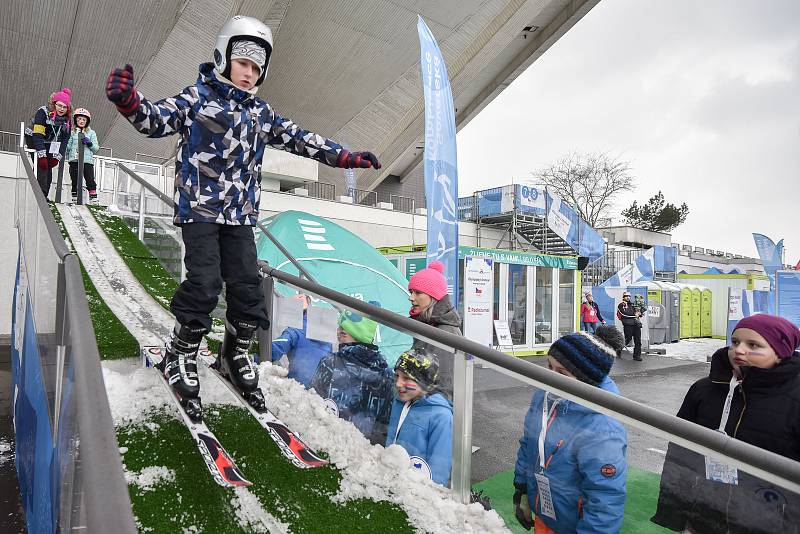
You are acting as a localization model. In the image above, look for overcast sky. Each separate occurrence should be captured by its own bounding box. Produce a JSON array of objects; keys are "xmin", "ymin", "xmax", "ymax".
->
[{"xmin": 457, "ymin": 0, "xmax": 799, "ymax": 264}]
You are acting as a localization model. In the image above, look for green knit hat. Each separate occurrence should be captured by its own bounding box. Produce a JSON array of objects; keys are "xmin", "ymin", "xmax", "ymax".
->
[{"xmin": 338, "ymin": 310, "xmax": 378, "ymax": 344}]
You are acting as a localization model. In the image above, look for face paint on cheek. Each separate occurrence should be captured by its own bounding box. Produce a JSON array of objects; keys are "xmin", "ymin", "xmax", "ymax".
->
[{"xmin": 397, "ymin": 381, "xmax": 419, "ymax": 394}]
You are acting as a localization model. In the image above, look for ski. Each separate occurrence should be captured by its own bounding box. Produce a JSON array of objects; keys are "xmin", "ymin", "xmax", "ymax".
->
[
  {"xmin": 142, "ymin": 346, "xmax": 252, "ymax": 488},
  {"xmin": 198, "ymin": 348, "xmax": 329, "ymax": 470}
]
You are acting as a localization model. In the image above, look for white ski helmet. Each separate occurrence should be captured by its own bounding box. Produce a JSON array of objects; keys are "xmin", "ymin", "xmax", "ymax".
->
[
  {"xmin": 213, "ymin": 15, "xmax": 273, "ymax": 87},
  {"xmin": 73, "ymin": 107, "xmax": 91, "ymax": 127}
]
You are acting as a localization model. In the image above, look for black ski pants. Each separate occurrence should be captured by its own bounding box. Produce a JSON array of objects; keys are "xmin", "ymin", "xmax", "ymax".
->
[
  {"xmin": 68, "ymin": 162, "xmax": 97, "ymax": 196},
  {"xmin": 171, "ymin": 222, "xmax": 269, "ymax": 332},
  {"xmin": 623, "ymin": 322, "xmax": 642, "ymax": 359}
]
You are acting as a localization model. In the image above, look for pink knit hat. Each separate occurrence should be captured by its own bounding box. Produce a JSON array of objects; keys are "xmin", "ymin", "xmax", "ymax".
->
[
  {"xmin": 52, "ymin": 87, "xmax": 72, "ymax": 107},
  {"xmin": 408, "ymin": 260, "xmax": 448, "ymax": 300}
]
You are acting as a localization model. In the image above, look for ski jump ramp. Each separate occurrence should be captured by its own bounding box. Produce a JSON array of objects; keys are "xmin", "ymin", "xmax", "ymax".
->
[{"xmin": 56, "ymin": 203, "xmax": 173, "ymax": 348}]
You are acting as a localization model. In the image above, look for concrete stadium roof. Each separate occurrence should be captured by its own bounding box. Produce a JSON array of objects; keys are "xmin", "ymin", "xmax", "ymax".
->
[{"xmin": 2, "ymin": 0, "xmax": 598, "ymax": 194}]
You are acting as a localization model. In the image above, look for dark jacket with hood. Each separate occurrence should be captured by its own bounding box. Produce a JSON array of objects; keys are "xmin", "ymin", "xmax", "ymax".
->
[
  {"xmin": 651, "ymin": 347, "xmax": 800, "ymax": 533},
  {"xmin": 410, "ymin": 294, "xmax": 462, "ymax": 403},
  {"xmin": 310, "ymin": 343, "xmax": 394, "ymax": 445}
]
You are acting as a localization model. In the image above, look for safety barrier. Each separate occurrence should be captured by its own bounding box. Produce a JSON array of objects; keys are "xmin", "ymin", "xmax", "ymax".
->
[{"xmin": 11, "ymin": 147, "xmax": 137, "ymax": 533}]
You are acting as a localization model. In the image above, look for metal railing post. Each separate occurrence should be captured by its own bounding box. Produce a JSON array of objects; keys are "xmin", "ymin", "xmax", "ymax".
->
[
  {"xmin": 259, "ymin": 263, "xmax": 274, "ymax": 364},
  {"xmin": 450, "ymin": 350, "xmax": 474, "ymax": 503},
  {"xmin": 77, "ymin": 131, "xmax": 85, "ymax": 204},
  {"xmin": 110, "ymin": 164, "xmax": 119, "ymax": 211},
  {"xmin": 138, "ymin": 187, "xmax": 145, "ymax": 241}
]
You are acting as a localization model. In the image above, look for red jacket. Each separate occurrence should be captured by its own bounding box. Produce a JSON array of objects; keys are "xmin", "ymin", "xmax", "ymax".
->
[{"xmin": 580, "ymin": 301, "xmax": 603, "ymax": 323}]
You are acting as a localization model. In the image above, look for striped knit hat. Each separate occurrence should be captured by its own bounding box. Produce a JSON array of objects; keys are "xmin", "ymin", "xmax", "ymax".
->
[{"xmin": 548, "ymin": 325, "xmax": 625, "ymax": 386}]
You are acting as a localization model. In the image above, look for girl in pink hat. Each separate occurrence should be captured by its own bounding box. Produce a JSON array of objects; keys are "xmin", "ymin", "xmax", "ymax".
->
[
  {"xmin": 407, "ymin": 260, "xmax": 462, "ymax": 402},
  {"xmin": 24, "ymin": 87, "xmax": 72, "ymax": 196}
]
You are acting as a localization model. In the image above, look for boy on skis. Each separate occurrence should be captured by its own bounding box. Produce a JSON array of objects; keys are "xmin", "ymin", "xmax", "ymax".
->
[{"xmin": 105, "ymin": 15, "xmax": 381, "ymax": 419}]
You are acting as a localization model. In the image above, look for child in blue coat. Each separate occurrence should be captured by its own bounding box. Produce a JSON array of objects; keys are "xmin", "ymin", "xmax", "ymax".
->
[
  {"xmin": 514, "ymin": 326, "xmax": 628, "ymax": 533},
  {"xmin": 385, "ymin": 349, "xmax": 453, "ymax": 486},
  {"xmin": 105, "ymin": 16, "xmax": 380, "ymax": 417}
]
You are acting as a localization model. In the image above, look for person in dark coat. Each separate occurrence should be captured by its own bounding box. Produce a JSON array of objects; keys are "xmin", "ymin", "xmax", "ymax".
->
[
  {"xmin": 407, "ymin": 260, "xmax": 462, "ymax": 403},
  {"xmin": 651, "ymin": 314, "xmax": 800, "ymax": 534},
  {"xmin": 310, "ymin": 310, "xmax": 394, "ymax": 445},
  {"xmin": 617, "ymin": 291, "xmax": 642, "ymax": 361},
  {"xmin": 25, "ymin": 88, "xmax": 72, "ymax": 196}
]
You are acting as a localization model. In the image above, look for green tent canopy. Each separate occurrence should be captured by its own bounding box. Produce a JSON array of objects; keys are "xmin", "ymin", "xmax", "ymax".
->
[{"xmin": 256, "ymin": 210, "xmax": 413, "ymax": 365}]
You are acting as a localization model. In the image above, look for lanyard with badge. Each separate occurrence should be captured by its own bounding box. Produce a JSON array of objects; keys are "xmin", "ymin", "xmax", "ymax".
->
[
  {"xmin": 48, "ymin": 124, "xmax": 63, "ymax": 156},
  {"xmin": 535, "ymin": 392, "xmax": 560, "ymax": 520},
  {"xmin": 393, "ymin": 400, "xmax": 412, "ymax": 444},
  {"xmin": 704, "ymin": 376, "xmax": 741, "ymax": 485}
]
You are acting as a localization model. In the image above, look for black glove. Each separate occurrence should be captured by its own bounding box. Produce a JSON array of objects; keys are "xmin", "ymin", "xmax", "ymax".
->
[
  {"xmin": 106, "ymin": 64, "xmax": 140, "ymax": 115},
  {"xmin": 336, "ymin": 150, "xmax": 381, "ymax": 169},
  {"xmin": 513, "ymin": 484, "xmax": 533, "ymax": 530}
]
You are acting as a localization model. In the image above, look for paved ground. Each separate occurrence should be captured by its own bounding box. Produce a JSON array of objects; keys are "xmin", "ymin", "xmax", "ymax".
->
[
  {"xmin": 470, "ymin": 350, "xmax": 710, "ymax": 483},
  {"xmin": 0, "ymin": 344, "xmax": 26, "ymax": 533}
]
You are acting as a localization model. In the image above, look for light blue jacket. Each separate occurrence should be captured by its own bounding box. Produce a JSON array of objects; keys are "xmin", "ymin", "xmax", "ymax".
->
[
  {"xmin": 514, "ymin": 376, "xmax": 628, "ymax": 534},
  {"xmin": 65, "ymin": 127, "xmax": 99, "ymax": 163},
  {"xmin": 385, "ymin": 393, "xmax": 453, "ymax": 486},
  {"xmin": 270, "ymin": 314, "xmax": 332, "ymax": 388}
]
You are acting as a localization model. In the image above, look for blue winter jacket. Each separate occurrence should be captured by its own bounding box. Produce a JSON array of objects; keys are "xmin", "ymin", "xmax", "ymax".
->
[
  {"xmin": 271, "ymin": 314, "xmax": 332, "ymax": 388},
  {"xmin": 514, "ymin": 376, "xmax": 627, "ymax": 534},
  {"xmin": 122, "ymin": 62, "xmax": 346, "ymax": 225},
  {"xmin": 385, "ymin": 393, "xmax": 453, "ymax": 486},
  {"xmin": 310, "ymin": 343, "xmax": 394, "ymax": 445}
]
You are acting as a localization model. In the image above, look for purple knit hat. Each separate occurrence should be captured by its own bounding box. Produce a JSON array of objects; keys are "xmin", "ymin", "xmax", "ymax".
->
[
  {"xmin": 408, "ymin": 261, "xmax": 448, "ymax": 300},
  {"xmin": 734, "ymin": 314, "xmax": 800, "ymax": 359}
]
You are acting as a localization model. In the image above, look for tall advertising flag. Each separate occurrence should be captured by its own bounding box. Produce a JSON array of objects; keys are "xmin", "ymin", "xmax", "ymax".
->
[
  {"xmin": 752, "ymin": 233, "xmax": 784, "ymax": 290},
  {"xmin": 418, "ymin": 16, "xmax": 459, "ymax": 306}
]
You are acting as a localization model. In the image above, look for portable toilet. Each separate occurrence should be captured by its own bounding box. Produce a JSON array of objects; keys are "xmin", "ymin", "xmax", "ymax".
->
[
  {"xmin": 666, "ymin": 288, "xmax": 680, "ymax": 342},
  {"xmin": 679, "ymin": 286, "xmax": 692, "ymax": 338},
  {"xmin": 630, "ymin": 281, "xmax": 681, "ymax": 344},
  {"xmin": 690, "ymin": 286, "xmax": 702, "ymax": 337},
  {"xmin": 701, "ymin": 287, "xmax": 712, "ymax": 337}
]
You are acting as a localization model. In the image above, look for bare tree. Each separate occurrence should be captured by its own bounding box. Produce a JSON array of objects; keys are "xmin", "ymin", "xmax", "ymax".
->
[{"xmin": 531, "ymin": 152, "xmax": 636, "ymax": 226}]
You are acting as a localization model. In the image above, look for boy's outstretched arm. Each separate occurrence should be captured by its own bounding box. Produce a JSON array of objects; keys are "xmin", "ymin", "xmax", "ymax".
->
[
  {"xmin": 264, "ymin": 108, "xmax": 381, "ymax": 170},
  {"xmin": 106, "ymin": 64, "xmax": 196, "ymax": 138}
]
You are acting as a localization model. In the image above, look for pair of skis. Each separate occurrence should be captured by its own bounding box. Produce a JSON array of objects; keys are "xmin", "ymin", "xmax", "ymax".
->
[{"xmin": 143, "ymin": 346, "xmax": 328, "ymax": 488}]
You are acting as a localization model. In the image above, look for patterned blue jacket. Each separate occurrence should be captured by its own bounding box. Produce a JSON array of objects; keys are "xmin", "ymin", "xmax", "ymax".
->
[
  {"xmin": 310, "ymin": 343, "xmax": 394, "ymax": 445},
  {"xmin": 123, "ymin": 63, "xmax": 346, "ymax": 225}
]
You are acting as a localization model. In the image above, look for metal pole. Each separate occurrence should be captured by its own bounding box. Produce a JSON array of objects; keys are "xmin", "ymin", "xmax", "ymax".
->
[
  {"xmin": 138, "ymin": 187, "xmax": 145, "ymax": 242},
  {"xmin": 55, "ymin": 157, "xmax": 65, "ymax": 203},
  {"xmin": 450, "ymin": 350, "xmax": 474, "ymax": 503},
  {"xmin": 110, "ymin": 164, "xmax": 119, "ymax": 211},
  {"xmin": 77, "ymin": 131, "xmax": 85, "ymax": 204},
  {"xmin": 259, "ymin": 263, "xmax": 274, "ymax": 364}
]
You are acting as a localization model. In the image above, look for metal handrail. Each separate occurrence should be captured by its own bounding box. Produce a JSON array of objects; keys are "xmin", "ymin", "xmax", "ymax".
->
[
  {"xmin": 260, "ymin": 264, "xmax": 800, "ymax": 495},
  {"xmin": 15, "ymin": 147, "xmax": 137, "ymax": 533},
  {"xmin": 117, "ymin": 162, "xmax": 172, "ymax": 204},
  {"xmin": 17, "ymin": 147, "xmax": 71, "ymax": 259}
]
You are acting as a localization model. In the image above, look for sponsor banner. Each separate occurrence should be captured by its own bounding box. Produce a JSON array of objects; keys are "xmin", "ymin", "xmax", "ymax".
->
[
  {"xmin": 726, "ymin": 289, "xmax": 774, "ymax": 343},
  {"xmin": 459, "ymin": 246, "xmax": 578, "ymax": 269},
  {"xmin": 776, "ymin": 270, "xmax": 800, "ymax": 329},
  {"xmin": 463, "ymin": 256, "xmax": 494, "ymax": 345},
  {"xmin": 493, "ymin": 320, "xmax": 514, "ymax": 347}
]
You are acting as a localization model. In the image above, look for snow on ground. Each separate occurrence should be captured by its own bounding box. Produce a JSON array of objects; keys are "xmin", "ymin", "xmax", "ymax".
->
[
  {"xmin": 256, "ymin": 362, "xmax": 510, "ymax": 534},
  {"xmin": 231, "ymin": 487, "xmax": 292, "ymax": 534},
  {"xmin": 125, "ymin": 466, "xmax": 176, "ymax": 491},
  {"xmin": 0, "ymin": 436, "xmax": 13, "ymax": 466},
  {"xmin": 656, "ymin": 338, "xmax": 725, "ymax": 363}
]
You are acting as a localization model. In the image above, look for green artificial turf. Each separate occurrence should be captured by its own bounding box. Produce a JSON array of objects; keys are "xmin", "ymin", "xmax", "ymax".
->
[
  {"xmin": 87, "ymin": 205, "xmax": 178, "ymax": 311},
  {"xmin": 119, "ymin": 405, "xmax": 412, "ymax": 533},
  {"xmin": 472, "ymin": 468, "xmax": 671, "ymax": 534},
  {"xmin": 49, "ymin": 203, "xmax": 139, "ymax": 360}
]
